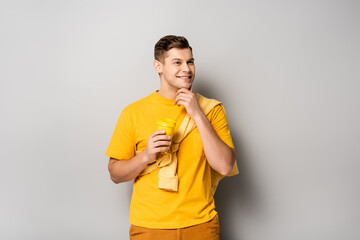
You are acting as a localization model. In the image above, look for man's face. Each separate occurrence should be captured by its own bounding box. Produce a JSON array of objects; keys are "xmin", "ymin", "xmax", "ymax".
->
[{"xmin": 155, "ymin": 48, "xmax": 195, "ymax": 91}]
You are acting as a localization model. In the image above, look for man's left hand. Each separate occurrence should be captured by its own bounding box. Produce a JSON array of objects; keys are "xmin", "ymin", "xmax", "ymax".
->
[{"xmin": 175, "ymin": 86, "xmax": 204, "ymax": 121}]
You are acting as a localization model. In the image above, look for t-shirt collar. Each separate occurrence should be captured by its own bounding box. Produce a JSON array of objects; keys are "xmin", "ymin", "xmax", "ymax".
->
[{"xmin": 151, "ymin": 90, "xmax": 176, "ymax": 105}]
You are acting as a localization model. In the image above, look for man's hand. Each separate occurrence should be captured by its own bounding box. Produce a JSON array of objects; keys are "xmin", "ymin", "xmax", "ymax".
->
[
  {"xmin": 175, "ymin": 86, "xmax": 204, "ymax": 121},
  {"xmin": 143, "ymin": 130, "xmax": 171, "ymax": 163},
  {"xmin": 108, "ymin": 130, "xmax": 171, "ymax": 183},
  {"xmin": 175, "ymin": 86, "xmax": 235, "ymax": 176}
]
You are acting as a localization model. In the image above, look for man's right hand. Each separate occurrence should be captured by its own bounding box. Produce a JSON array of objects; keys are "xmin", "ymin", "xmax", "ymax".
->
[
  {"xmin": 143, "ymin": 130, "xmax": 171, "ymax": 163},
  {"xmin": 108, "ymin": 130, "xmax": 172, "ymax": 183}
]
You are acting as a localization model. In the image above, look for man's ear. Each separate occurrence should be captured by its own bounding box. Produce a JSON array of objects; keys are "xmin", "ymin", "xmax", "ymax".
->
[{"xmin": 153, "ymin": 60, "xmax": 162, "ymax": 74}]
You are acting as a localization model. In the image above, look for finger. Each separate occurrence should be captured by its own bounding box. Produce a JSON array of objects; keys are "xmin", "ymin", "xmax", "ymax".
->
[
  {"xmin": 176, "ymin": 92, "xmax": 191, "ymax": 98},
  {"xmin": 176, "ymin": 93, "xmax": 193, "ymax": 105},
  {"xmin": 155, "ymin": 146, "xmax": 170, "ymax": 153},
  {"xmin": 153, "ymin": 134, "xmax": 171, "ymax": 141},
  {"xmin": 175, "ymin": 95, "xmax": 190, "ymax": 105},
  {"xmin": 151, "ymin": 130, "xmax": 166, "ymax": 137},
  {"xmin": 175, "ymin": 99, "xmax": 186, "ymax": 106},
  {"xmin": 154, "ymin": 141, "xmax": 171, "ymax": 147},
  {"xmin": 175, "ymin": 92, "xmax": 191, "ymax": 101},
  {"xmin": 176, "ymin": 88, "xmax": 190, "ymax": 96},
  {"xmin": 175, "ymin": 93, "xmax": 190, "ymax": 101}
]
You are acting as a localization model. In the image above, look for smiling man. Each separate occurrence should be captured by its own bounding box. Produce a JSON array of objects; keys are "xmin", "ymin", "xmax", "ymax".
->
[{"xmin": 105, "ymin": 35, "xmax": 238, "ymax": 240}]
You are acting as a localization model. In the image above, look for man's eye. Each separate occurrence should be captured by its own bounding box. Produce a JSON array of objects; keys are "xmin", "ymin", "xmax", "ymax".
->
[
  {"xmin": 188, "ymin": 61, "xmax": 194, "ymax": 64},
  {"xmin": 175, "ymin": 62, "xmax": 181, "ymax": 64}
]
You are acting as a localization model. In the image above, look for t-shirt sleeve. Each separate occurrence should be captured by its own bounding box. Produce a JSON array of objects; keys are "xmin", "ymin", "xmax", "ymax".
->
[
  {"xmin": 208, "ymin": 104, "xmax": 235, "ymax": 149},
  {"xmin": 208, "ymin": 104, "xmax": 239, "ymax": 177},
  {"xmin": 105, "ymin": 106, "xmax": 136, "ymax": 160}
]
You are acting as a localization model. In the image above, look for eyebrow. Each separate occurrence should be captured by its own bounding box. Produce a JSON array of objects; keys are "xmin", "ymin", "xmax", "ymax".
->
[{"xmin": 171, "ymin": 58, "xmax": 195, "ymax": 61}]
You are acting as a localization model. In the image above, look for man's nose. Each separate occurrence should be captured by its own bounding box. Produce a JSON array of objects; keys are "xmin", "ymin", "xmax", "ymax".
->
[{"xmin": 181, "ymin": 62, "xmax": 191, "ymax": 72}]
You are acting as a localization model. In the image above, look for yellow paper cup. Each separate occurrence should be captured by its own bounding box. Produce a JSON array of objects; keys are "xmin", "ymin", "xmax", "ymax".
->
[{"xmin": 157, "ymin": 118, "xmax": 176, "ymax": 138}]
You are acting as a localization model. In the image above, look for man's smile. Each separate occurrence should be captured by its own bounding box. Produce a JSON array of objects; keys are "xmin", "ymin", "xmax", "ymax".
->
[{"xmin": 177, "ymin": 76, "xmax": 192, "ymax": 81}]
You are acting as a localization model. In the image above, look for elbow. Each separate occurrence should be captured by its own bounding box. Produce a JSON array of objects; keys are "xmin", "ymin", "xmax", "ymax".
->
[
  {"xmin": 109, "ymin": 172, "xmax": 132, "ymax": 184},
  {"xmin": 108, "ymin": 159, "xmax": 127, "ymax": 184},
  {"xmin": 219, "ymin": 149, "xmax": 236, "ymax": 176},
  {"xmin": 110, "ymin": 176, "xmax": 122, "ymax": 184},
  {"xmin": 108, "ymin": 166, "xmax": 122, "ymax": 183},
  {"xmin": 218, "ymin": 165, "xmax": 233, "ymax": 176},
  {"xmin": 110, "ymin": 173, "xmax": 129, "ymax": 184},
  {"xmin": 216, "ymin": 158, "xmax": 234, "ymax": 176}
]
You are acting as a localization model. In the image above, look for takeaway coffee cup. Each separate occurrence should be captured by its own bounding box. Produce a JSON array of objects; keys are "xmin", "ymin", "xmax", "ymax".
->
[{"xmin": 157, "ymin": 118, "xmax": 176, "ymax": 139}]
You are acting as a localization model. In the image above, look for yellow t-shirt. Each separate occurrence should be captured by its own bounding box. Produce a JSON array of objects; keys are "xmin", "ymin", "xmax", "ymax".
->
[{"xmin": 105, "ymin": 91, "xmax": 235, "ymax": 229}]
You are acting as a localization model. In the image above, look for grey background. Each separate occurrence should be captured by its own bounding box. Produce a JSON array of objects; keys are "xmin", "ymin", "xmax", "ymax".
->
[{"xmin": 1, "ymin": 0, "xmax": 359, "ymax": 239}]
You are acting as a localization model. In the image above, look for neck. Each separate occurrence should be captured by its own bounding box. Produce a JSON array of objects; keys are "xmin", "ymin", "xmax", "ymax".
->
[
  {"xmin": 157, "ymin": 87, "xmax": 177, "ymax": 100},
  {"xmin": 157, "ymin": 81, "xmax": 179, "ymax": 100}
]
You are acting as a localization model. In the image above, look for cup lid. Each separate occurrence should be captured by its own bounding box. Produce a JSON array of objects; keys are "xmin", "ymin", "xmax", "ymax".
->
[{"xmin": 157, "ymin": 118, "xmax": 176, "ymax": 127}]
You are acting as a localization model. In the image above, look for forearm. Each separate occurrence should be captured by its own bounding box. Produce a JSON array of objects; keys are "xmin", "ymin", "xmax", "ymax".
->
[
  {"xmin": 108, "ymin": 151, "xmax": 150, "ymax": 183},
  {"xmin": 108, "ymin": 130, "xmax": 171, "ymax": 183},
  {"xmin": 194, "ymin": 113, "xmax": 235, "ymax": 176}
]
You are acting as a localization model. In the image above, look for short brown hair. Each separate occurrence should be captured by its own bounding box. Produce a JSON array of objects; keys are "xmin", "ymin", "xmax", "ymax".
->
[{"xmin": 154, "ymin": 35, "xmax": 192, "ymax": 62}]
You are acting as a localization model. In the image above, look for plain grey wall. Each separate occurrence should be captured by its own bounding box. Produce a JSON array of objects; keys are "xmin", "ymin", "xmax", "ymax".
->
[{"xmin": 1, "ymin": 0, "xmax": 359, "ymax": 239}]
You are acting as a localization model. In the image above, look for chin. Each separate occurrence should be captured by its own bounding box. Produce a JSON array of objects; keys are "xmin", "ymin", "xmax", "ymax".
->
[{"xmin": 182, "ymin": 85, "xmax": 191, "ymax": 90}]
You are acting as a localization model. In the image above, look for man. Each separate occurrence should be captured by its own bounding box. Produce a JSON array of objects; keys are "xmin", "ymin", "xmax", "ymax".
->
[{"xmin": 106, "ymin": 35, "xmax": 238, "ymax": 240}]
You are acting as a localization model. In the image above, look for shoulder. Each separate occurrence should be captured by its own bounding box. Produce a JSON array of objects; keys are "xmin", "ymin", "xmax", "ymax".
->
[
  {"xmin": 195, "ymin": 92, "xmax": 218, "ymax": 102},
  {"xmin": 121, "ymin": 93, "xmax": 153, "ymax": 114},
  {"xmin": 195, "ymin": 92, "xmax": 222, "ymax": 114},
  {"xmin": 195, "ymin": 92, "xmax": 222, "ymax": 105},
  {"xmin": 195, "ymin": 93, "xmax": 230, "ymax": 123}
]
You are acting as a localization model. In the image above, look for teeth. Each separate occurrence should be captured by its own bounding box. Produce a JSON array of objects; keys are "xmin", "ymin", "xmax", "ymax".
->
[{"xmin": 178, "ymin": 77, "xmax": 190, "ymax": 79}]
